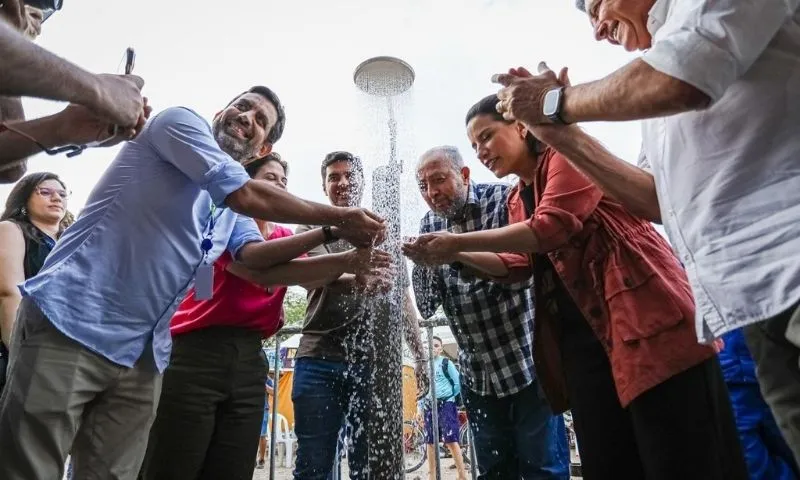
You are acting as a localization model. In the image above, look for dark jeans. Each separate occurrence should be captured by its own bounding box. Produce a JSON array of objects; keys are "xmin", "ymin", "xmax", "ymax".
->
[
  {"xmin": 463, "ymin": 381, "xmax": 570, "ymax": 480},
  {"xmin": 559, "ymin": 298, "xmax": 749, "ymax": 480},
  {"xmin": 292, "ymin": 357, "xmax": 372, "ymax": 480},
  {"xmin": 139, "ymin": 327, "xmax": 266, "ymax": 480}
]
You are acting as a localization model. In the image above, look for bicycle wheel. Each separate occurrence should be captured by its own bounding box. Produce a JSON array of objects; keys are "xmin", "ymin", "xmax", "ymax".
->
[{"xmin": 403, "ymin": 420, "xmax": 427, "ymax": 473}]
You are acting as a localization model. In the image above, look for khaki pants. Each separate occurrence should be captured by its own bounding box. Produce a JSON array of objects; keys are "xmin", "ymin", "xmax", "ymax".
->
[
  {"xmin": 0, "ymin": 297, "xmax": 162, "ymax": 480},
  {"xmin": 744, "ymin": 303, "xmax": 800, "ymax": 466}
]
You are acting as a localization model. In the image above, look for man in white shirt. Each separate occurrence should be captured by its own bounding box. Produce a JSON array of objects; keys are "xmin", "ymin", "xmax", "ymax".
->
[{"xmin": 489, "ymin": 0, "xmax": 800, "ymax": 464}]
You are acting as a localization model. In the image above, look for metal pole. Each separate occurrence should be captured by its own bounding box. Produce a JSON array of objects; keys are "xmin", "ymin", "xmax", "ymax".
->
[
  {"xmin": 268, "ymin": 336, "xmax": 282, "ymax": 478},
  {"xmin": 468, "ymin": 424, "xmax": 478, "ymax": 479},
  {"xmin": 426, "ymin": 325, "xmax": 442, "ymax": 480}
]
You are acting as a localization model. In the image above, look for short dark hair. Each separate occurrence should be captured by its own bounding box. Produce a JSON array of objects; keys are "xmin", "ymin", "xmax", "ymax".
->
[
  {"xmin": 244, "ymin": 152, "xmax": 288, "ymax": 179},
  {"xmin": 575, "ymin": 0, "xmax": 587, "ymax": 11},
  {"xmin": 432, "ymin": 336, "xmax": 443, "ymax": 344},
  {"xmin": 226, "ymin": 86, "xmax": 286, "ymax": 144},
  {"xmin": 465, "ymin": 94, "xmax": 541, "ymax": 155},
  {"xmin": 320, "ymin": 151, "xmax": 364, "ymax": 180}
]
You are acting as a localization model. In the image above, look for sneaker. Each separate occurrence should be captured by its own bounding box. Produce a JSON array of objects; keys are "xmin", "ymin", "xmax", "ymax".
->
[{"xmin": 256, "ymin": 460, "xmax": 265, "ymax": 469}]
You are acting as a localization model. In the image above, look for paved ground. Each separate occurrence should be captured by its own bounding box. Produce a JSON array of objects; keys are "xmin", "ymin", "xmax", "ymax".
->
[
  {"xmin": 252, "ymin": 456, "xmax": 477, "ymax": 479},
  {"xmin": 251, "ymin": 450, "xmax": 582, "ymax": 479}
]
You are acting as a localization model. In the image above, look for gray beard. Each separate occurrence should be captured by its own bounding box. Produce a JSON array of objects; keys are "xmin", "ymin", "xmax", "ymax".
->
[
  {"xmin": 441, "ymin": 193, "xmax": 467, "ymax": 221},
  {"xmin": 212, "ymin": 122, "xmax": 258, "ymax": 162}
]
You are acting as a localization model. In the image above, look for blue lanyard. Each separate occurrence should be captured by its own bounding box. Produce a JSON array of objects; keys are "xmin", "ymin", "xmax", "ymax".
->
[{"xmin": 200, "ymin": 203, "xmax": 217, "ymax": 264}]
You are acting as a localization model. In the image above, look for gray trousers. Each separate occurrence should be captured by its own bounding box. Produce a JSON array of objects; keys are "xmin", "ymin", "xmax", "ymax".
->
[
  {"xmin": 0, "ymin": 297, "xmax": 162, "ymax": 480},
  {"xmin": 744, "ymin": 303, "xmax": 800, "ymax": 466}
]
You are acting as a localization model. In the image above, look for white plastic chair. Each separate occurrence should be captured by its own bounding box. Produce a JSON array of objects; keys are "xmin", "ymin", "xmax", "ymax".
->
[{"xmin": 268, "ymin": 413, "xmax": 295, "ymax": 468}]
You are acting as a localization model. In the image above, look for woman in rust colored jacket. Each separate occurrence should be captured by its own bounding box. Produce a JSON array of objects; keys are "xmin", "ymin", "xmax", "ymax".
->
[{"xmin": 403, "ymin": 95, "xmax": 747, "ymax": 480}]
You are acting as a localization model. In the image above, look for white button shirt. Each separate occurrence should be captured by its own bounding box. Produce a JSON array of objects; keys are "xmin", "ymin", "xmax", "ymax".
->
[{"xmin": 638, "ymin": 0, "xmax": 800, "ymax": 342}]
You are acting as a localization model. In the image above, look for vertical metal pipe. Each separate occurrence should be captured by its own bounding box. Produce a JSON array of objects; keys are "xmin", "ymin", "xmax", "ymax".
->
[
  {"xmin": 268, "ymin": 337, "xmax": 282, "ymax": 478},
  {"xmin": 468, "ymin": 424, "xmax": 478, "ymax": 479},
  {"xmin": 426, "ymin": 325, "xmax": 442, "ymax": 480}
]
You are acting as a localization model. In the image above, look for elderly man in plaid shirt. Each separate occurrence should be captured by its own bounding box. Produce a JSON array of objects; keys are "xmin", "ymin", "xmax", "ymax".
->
[{"xmin": 404, "ymin": 146, "xmax": 569, "ymax": 479}]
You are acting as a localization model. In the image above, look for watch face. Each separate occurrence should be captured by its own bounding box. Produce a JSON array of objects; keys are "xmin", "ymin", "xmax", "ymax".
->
[{"xmin": 543, "ymin": 89, "xmax": 560, "ymax": 117}]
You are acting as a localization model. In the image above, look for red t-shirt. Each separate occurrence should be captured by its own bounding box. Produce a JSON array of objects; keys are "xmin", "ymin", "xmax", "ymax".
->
[{"xmin": 170, "ymin": 225, "xmax": 294, "ymax": 338}]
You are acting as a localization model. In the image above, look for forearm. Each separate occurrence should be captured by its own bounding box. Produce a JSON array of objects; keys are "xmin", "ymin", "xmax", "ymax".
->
[
  {"xmin": 0, "ymin": 96, "xmax": 24, "ymax": 123},
  {"xmin": 0, "ymin": 293, "xmax": 21, "ymax": 346},
  {"xmin": 453, "ymin": 252, "xmax": 510, "ymax": 277},
  {"xmin": 238, "ymin": 227, "xmax": 327, "ymax": 270},
  {"xmin": 547, "ymin": 127, "xmax": 661, "ymax": 222},
  {"xmin": 0, "ymin": 113, "xmax": 68, "ymax": 167},
  {"xmin": 230, "ymin": 254, "xmax": 350, "ymax": 289},
  {"xmin": 561, "ymin": 59, "xmax": 710, "ymax": 124},
  {"xmin": 0, "ymin": 21, "xmax": 100, "ymax": 105},
  {"xmin": 323, "ymin": 273, "xmax": 358, "ymax": 293},
  {"xmin": 227, "ymin": 181, "xmax": 346, "ymax": 226},
  {"xmin": 453, "ymin": 223, "xmax": 540, "ymax": 255}
]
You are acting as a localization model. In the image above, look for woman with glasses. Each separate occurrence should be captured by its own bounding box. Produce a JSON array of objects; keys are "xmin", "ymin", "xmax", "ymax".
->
[
  {"xmin": 0, "ymin": 172, "xmax": 73, "ymax": 390},
  {"xmin": 403, "ymin": 94, "xmax": 748, "ymax": 480}
]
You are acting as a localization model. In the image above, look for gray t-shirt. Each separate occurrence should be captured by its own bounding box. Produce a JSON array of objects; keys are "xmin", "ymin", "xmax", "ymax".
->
[{"xmin": 294, "ymin": 224, "xmax": 369, "ymax": 361}]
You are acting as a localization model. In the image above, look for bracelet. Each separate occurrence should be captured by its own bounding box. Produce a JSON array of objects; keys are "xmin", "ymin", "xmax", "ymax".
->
[{"xmin": 322, "ymin": 225, "xmax": 339, "ymax": 244}]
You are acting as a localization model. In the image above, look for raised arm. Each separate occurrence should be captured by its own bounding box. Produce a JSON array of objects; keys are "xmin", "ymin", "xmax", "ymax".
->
[
  {"xmin": 228, "ymin": 248, "xmax": 391, "ymax": 291},
  {"xmin": 531, "ymin": 125, "xmax": 661, "ymax": 223},
  {"xmin": 0, "ymin": 20, "xmax": 145, "ymax": 127},
  {"xmin": 0, "ymin": 222, "xmax": 25, "ymax": 347},
  {"xmin": 225, "ymin": 181, "xmax": 383, "ymax": 247},
  {"xmin": 148, "ymin": 108, "xmax": 384, "ymax": 248},
  {"xmin": 0, "ymin": 103, "xmax": 144, "ymax": 182},
  {"xmin": 407, "ymin": 151, "xmax": 602, "ymax": 258}
]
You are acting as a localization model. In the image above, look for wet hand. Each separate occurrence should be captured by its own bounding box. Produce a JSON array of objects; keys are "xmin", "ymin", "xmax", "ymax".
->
[
  {"xmin": 338, "ymin": 207, "xmax": 386, "ymax": 247},
  {"xmin": 355, "ymin": 266, "xmax": 394, "ymax": 294},
  {"xmin": 491, "ymin": 62, "xmax": 569, "ymax": 125},
  {"xmin": 344, "ymin": 247, "xmax": 392, "ymax": 276},
  {"xmin": 402, "ymin": 232, "xmax": 459, "ymax": 266}
]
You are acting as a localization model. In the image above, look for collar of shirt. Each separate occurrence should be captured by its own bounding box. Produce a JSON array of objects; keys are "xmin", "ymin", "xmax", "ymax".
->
[{"xmin": 647, "ymin": 0, "xmax": 669, "ymax": 35}]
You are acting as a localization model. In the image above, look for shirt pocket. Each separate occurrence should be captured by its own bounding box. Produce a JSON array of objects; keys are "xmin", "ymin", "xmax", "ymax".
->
[{"xmin": 603, "ymin": 263, "xmax": 683, "ymax": 343}]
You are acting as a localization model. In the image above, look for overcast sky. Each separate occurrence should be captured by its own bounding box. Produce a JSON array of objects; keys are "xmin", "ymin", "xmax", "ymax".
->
[{"xmin": 0, "ymin": 0, "xmax": 642, "ymax": 237}]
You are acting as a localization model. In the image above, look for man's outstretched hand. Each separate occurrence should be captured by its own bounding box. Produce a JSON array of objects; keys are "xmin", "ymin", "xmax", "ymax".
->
[{"xmin": 337, "ymin": 207, "xmax": 386, "ymax": 247}]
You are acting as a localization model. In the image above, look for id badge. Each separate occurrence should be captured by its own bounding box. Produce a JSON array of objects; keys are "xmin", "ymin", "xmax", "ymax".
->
[{"xmin": 195, "ymin": 263, "xmax": 214, "ymax": 300}]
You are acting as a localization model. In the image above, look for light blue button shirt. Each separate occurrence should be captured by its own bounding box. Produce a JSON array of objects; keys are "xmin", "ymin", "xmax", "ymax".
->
[{"xmin": 21, "ymin": 107, "xmax": 263, "ymax": 372}]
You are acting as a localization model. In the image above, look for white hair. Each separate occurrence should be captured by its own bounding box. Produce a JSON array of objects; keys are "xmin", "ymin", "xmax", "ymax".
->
[{"xmin": 417, "ymin": 145, "xmax": 465, "ymax": 173}]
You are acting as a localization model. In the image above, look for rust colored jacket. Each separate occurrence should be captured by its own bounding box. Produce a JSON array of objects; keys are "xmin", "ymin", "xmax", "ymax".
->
[{"xmin": 498, "ymin": 148, "xmax": 714, "ymax": 412}]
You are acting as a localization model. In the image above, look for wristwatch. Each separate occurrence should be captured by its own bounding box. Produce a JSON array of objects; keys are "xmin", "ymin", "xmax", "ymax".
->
[
  {"xmin": 542, "ymin": 86, "xmax": 568, "ymax": 124},
  {"xmin": 322, "ymin": 225, "xmax": 339, "ymax": 244}
]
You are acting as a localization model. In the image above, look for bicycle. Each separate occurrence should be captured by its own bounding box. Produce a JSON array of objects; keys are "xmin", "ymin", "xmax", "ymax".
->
[{"xmin": 403, "ymin": 418, "xmax": 427, "ymax": 473}]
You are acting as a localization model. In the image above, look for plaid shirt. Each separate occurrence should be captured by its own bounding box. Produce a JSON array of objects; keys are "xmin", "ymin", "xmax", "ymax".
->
[{"xmin": 412, "ymin": 182, "xmax": 536, "ymax": 398}]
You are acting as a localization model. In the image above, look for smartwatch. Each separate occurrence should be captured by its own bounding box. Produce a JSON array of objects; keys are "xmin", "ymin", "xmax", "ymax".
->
[
  {"xmin": 543, "ymin": 87, "xmax": 568, "ymax": 124},
  {"xmin": 322, "ymin": 225, "xmax": 339, "ymax": 244}
]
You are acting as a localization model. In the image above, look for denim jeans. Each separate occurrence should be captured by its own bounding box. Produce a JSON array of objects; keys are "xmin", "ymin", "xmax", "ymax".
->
[
  {"xmin": 463, "ymin": 380, "xmax": 570, "ymax": 479},
  {"xmin": 292, "ymin": 357, "xmax": 372, "ymax": 480}
]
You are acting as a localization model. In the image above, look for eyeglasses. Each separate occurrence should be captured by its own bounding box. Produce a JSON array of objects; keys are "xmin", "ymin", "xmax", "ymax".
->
[{"xmin": 36, "ymin": 187, "xmax": 70, "ymax": 200}]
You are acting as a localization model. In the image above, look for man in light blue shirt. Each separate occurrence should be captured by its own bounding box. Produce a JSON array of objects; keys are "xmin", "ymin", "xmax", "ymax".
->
[
  {"xmin": 0, "ymin": 85, "xmax": 386, "ymax": 480},
  {"xmin": 419, "ymin": 336, "xmax": 469, "ymax": 480}
]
